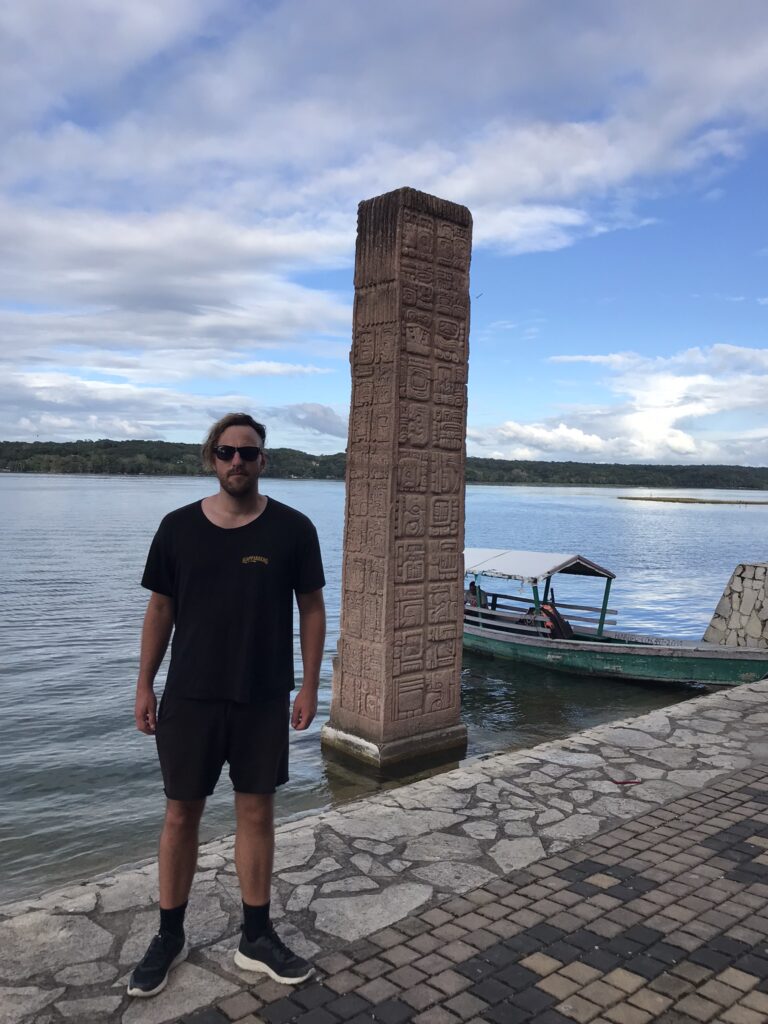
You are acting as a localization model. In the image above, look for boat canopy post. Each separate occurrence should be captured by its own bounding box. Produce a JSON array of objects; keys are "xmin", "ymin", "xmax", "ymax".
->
[
  {"xmin": 532, "ymin": 583, "xmax": 542, "ymax": 619},
  {"xmin": 542, "ymin": 576, "xmax": 552, "ymax": 604},
  {"xmin": 597, "ymin": 577, "xmax": 612, "ymax": 637},
  {"xmin": 473, "ymin": 573, "xmax": 484, "ymax": 619}
]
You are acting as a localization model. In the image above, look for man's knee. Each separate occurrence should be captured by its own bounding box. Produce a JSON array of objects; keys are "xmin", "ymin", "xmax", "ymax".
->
[
  {"xmin": 235, "ymin": 793, "xmax": 274, "ymax": 833},
  {"xmin": 164, "ymin": 798, "xmax": 205, "ymax": 831}
]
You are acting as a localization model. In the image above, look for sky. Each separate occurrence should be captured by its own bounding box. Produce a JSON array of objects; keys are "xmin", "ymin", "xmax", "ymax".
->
[{"xmin": 1, "ymin": 0, "xmax": 767, "ymax": 465}]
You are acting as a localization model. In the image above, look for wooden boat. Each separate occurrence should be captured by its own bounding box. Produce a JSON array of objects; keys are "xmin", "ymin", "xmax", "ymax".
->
[{"xmin": 463, "ymin": 548, "xmax": 768, "ymax": 686}]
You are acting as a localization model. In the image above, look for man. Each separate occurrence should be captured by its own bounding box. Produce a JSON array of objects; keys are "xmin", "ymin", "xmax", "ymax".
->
[
  {"xmin": 128, "ymin": 412, "xmax": 326, "ymax": 998},
  {"xmin": 465, "ymin": 581, "xmax": 486, "ymax": 608}
]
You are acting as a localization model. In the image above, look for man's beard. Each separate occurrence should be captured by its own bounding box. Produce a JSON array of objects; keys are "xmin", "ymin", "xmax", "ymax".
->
[{"xmin": 220, "ymin": 470, "xmax": 257, "ymax": 498}]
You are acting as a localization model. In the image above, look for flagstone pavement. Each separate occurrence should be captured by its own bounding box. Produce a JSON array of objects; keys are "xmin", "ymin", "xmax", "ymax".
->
[{"xmin": 3, "ymin": 679, "xmax": 768, "ymax": 1024}]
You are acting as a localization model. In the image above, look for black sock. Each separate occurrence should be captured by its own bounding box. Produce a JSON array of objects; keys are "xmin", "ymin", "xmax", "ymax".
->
[
  {"xmin": 159, "ymin": 901, "xmax": 187, "ymax": 938},
  {"xmin": 243, "ymin": 900, "xmax": 270, "ymax": 941}
]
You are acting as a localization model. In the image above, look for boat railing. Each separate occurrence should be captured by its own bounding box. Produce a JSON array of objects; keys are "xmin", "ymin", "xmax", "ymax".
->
[
  {"xmin": 464, "ymin": 591, "xmax": 618, "ymax": 635},
  {"xmin": 463, "ymin": 605, "xmax": 547, "ymax": 635}
]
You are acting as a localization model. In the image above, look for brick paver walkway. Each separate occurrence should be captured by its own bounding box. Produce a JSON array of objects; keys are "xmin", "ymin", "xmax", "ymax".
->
[{"xmin": 179, "ymin": 765, "xmax": 768, "ymax": 1024}]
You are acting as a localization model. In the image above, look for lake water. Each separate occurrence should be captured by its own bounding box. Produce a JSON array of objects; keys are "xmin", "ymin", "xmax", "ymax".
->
[{"xmin": 1, "ymin": 474, "xmax": 766, "ymax": 903}]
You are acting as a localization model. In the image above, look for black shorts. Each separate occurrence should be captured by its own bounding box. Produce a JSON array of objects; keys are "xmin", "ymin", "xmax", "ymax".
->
[{"xmin": 155, "ymin": 693, "xmax": 290, "ymax": 801}]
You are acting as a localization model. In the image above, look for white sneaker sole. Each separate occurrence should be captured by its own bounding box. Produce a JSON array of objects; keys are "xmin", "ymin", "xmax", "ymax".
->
[
  {"xmin": 127, "ymin": 946, "xmax": 187, "ymax": 998},
  {"xmin": 233, "ymin": 949, "xmax": 313, "ymax": 985}
]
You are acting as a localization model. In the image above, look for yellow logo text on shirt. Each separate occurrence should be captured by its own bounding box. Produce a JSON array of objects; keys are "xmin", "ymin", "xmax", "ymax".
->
[{"xmin": 242, "ymin": 555, "xmax": 269, "ymax": 566}]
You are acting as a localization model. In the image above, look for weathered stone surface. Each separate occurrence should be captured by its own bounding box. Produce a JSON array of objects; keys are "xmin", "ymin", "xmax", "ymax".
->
[
  {"xmin": 504, "ymin": 819, "xmax": 535, "ymax": 837},
  {"xmin": 500, "ymin": 808, "xmax": 537, "ymax": 820},
  {"xmin": 623, "ymin": 712, "xmax": 671, "ymax": 736},
  {"xmin": 54, "ymin": 960, "xmax": 118, "ymax": 985},
  {"xmin": 328, "ymin": 806, "xmax": 463, "ymax": 841},
  {"xmin": 0, "ymin": 986, "xmax": 64, "ymax": 1024},
  {"xmin": 747, "ymin": 612, "xmax": 763, "ymax": 640},
  {"xmin": 349, "ymin": 852, "xmax": 374, "ymax": 874},
  {"xmin": 390, "ymin": 786, "xmax": 472, "ymax": 811},
  {"xmin": 38, "ymin": 885, "xmax": 100, "ymax": 915},
  {"xmin": 443, "ymin": 771, "xmax": 486, "ymax": 791},
  {"xmin": 281, "ymin": 857, "xmax": 342, "ymax": 884},
  {"xmin": 541, "ymin": 815, "xmax": 602, "ymax": 842},
  {"xmin": 0, "ymin": 912, "xmax": 113, "ymax": 981},
  {"xmin": 197, "ymin": 853, "xmax": 227, "ymax": 870},
  {"xmin": 402, "ymin": 832, "xmax": 481, "ymax": 862},
  {"xmin": 667, "ymin": 769, "xmax": 725, "ymax": 788},
  {"xmin": 488, "ymin": 838, "xmax": 545, "ymax": 873},
  {"xmin": 588, "ymin": 796, "xmax": 653, "ymax": 818},
  {"xmin": 324, "ymin": 188, "xmax": 471, "ymax": 763},
  {"xmin": 320, "ymin": 876, "xmax": 380, "ymax": 894},
  {"xmin": 56, "ymin": 994, "xmax": 122, "ymax": 1018},
  {"xmin": 461, "ymin": 820, "xmax": 498, "ymax": 839},
  {"xmin": 99, "ymin": 867, "xmax": 157, "ymax": 913},
  {"xmin": 312, "ymin": 883, "xmax": 432, "ymax": 940},
  {"xmin": 596, "ymin": 728, "xmax": 664, "ymax": 749},
  {"xmin": 388, "ymin": 859, "xmax": 411, "ymax": 871},
  {"xmin": 353, "ymin": 840, "xmax": 394, "ymax": 854},
  {"xmin": 273, "ymin": 829, "xmax": 316, "ymax": 871},
  {"xmin": 122, "ymin": 963, "xmax": 238, "ymax": 1024},
  {"xmin": 537, "ymin": 809, "xmax": 564, "ymax": 826},
  {"xmin": 705, "ymin": 563, "xmax": 768, "ymax": 645},
  {"xmin": 286, "ymin": 884, "xmax": 315, "ymax": 911},
  {"xmin": 742, "ymin": 587, "xmax": 758, "ymax": 617},
  {"xmin": 625, "ymin": 778, "xmax": 689, "ymax": 801},
  {"xmin": 624, "ymin": 764, "xmax": 664, "ymax": 780},
  {"xmin": 411, "ymin": 861, "xmax": 495, "ymax": 893}
]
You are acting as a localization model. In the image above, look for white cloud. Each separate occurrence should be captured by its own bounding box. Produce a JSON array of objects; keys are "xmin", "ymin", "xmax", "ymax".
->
[
  {"xmin": 1, "ymin": 370, "xmax": 349, "ymax": 451},
  {"xmin": 273, "ymin": 403, "xmax": 348, "ymax": 439},
  {"xmin": 2, "ymin": 1, "xmax": 768, "ymax": 453},
  {"xmin": 469, "ymin": 345, "xmax": 768, "ymax": 465}
]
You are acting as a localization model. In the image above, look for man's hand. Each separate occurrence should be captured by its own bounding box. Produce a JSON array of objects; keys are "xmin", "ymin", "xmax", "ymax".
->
[
  {"xmin": 135, "ymin": 687, "xmax": 157, "ymax": 734},
  {"xmin": 291, "ymin": 685, "xmax": 318, "ymax": 731}
]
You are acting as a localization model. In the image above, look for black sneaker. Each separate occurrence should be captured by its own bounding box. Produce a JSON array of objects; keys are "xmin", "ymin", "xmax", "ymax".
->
[
  {"xmin": 234, "ymin": 924, "xmax": 313, "ymax": 984},
  {"xmin": 127, "ymin": 930, "xmax": 186, "ymax": 997}
]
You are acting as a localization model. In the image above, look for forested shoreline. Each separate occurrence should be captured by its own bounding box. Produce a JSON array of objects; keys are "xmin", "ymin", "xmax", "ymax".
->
[{"xmin": 1, "ymin": 439, "xmax": 767, "ymax": 489}]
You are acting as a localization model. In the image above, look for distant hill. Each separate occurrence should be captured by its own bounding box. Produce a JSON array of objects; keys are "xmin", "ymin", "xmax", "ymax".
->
[{"xmin": 0, "ymin": 439, "xmax": 767, "ymax": 489}]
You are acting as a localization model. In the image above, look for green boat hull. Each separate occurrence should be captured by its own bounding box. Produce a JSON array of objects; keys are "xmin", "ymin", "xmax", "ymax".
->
[{"xmin": 463, "ymin": 627, "xmax": 768, "ymax": 686}]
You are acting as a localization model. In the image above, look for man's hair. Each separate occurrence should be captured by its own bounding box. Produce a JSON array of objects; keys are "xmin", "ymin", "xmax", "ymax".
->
[{"xmin": 201, "ymin": 413, "xmax": 267, "ymax": 471}]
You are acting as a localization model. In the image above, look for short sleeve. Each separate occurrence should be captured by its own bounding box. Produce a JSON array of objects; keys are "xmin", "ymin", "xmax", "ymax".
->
[
  {"xmin": 294, "ymin": 522, "xmax": 325, "ymax": 594},
  {"xmin": 141, "ymin": 518, "xmax": 176, "ymax": 596}
]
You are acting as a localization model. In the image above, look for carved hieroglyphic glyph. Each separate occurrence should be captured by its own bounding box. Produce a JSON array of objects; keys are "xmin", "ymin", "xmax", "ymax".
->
[{"xmin": 328, "ymin": 188, "xmax": 472, "ymax": 750}]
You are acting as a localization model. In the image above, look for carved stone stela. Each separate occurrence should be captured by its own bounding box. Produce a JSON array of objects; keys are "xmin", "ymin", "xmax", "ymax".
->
[{"xmin": 322, "ymin": 188, "xmax": 472, "ymax": 767}]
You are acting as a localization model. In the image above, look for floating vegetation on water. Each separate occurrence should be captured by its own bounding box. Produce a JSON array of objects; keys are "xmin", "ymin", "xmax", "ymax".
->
[{"xmin": 617, "ymin": 496, "xmax": 768, "ymax": 505}]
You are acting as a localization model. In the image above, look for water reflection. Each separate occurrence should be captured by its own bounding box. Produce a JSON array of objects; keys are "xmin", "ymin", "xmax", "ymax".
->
[{"xmin": 459, "ymin": 651, "xmax": 703, "ymax": 755}]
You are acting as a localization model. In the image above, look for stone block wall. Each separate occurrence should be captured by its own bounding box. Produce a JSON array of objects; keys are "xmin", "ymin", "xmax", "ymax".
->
[{"xmin": 703, "ymin": 563, "xmax": 768, "ymax": 647}]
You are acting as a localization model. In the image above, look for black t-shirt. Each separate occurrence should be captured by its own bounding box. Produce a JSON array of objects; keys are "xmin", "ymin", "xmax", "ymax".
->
[{"xmin": 142, "ymin": 498, "xmax": 325, "ymax": 703}]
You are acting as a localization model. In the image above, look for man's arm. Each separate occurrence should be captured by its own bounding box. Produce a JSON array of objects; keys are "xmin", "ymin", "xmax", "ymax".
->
[
  {"xmin": 292, "ymin": 588, "xmax": 326, "ymax": 731},
  {"xmin": 134, "ymin": 591, "xmax": 174, "ymax": 735}
]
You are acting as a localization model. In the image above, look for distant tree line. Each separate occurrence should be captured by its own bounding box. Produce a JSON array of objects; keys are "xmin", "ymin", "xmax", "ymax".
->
[{"xmin": 0, "ymin": 440, "xmax": 766, "ymax": 489}]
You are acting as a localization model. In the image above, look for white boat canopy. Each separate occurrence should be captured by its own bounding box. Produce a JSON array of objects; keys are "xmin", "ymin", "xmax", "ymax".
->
[{"xmin": 464, "ymin": 548, "xmax": 615, "ymax": 584}]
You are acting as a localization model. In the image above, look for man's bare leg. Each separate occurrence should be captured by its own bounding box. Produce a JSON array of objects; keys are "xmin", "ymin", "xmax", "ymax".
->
[
  {"xmin": 159, "ymin": 797, "xmax": 206, "ymax": 908},
  {"xmin": 128, "ymin": 797, "xmax": 205, "ymax": 998},
  {"xmin": 234, "ymin": 792, "xmax": 274, "ymax": 905},
  {"xmin": 233, "ymin": 791, "xmax": 312, "ymax": 983}
]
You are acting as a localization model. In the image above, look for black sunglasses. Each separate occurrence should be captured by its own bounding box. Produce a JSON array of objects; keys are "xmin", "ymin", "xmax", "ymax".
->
[{"xmin": 213, "ymin": 445, "xmax": 263, "ymax": 462}]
